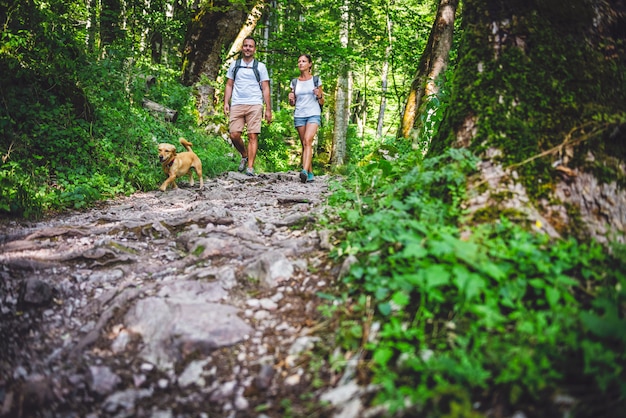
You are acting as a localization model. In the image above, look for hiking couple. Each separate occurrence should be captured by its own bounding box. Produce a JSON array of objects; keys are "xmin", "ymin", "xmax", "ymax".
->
[{"xmin": 223, "ymin": 36, "xmax": 324, "ymax": 182}]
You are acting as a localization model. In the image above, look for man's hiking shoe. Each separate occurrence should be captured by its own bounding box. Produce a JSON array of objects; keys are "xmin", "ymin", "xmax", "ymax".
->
[
  {"xmin": 299, "ymin": 169, "xmax": 308, "ymax": 183},
  {"xmin": 245, "ymin": 167, "xmax": 255, "ymax": 177},
  {"xmin": 238, "ymin": 157, "xmax": 248, "ymax": 172},
  {"xmin": 307, "ymin": 172, "xmax": 315, "ymax": 182}
]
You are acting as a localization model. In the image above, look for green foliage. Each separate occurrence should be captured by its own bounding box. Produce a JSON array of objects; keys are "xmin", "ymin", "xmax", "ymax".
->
[
  {"xmin": 257, "ymin": 109, "xmax": 296, "ymax": 172},
  {"xmin": 0, "ymin": 6, "xmax": 230, "ymax": 217},
  {"xmin": 264, "ymin": 0, "xmax": 437, "ymax": 140},
  {"xmin": 326, "ymin": 149, "xmax": 626, "ymax": 416},
  {"xmin": 0, "ymin": 161, "xmax": 44, "ymax": 218}
]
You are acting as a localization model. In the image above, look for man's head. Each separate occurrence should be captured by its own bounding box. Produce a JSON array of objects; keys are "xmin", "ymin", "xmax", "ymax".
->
[{"xmin": 242, "ymin": 36, "xmax": 256, "ymax": 59}]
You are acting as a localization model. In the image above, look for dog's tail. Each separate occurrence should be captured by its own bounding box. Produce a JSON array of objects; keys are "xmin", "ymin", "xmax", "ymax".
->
[{"xmin": 179, "ymin": 137, "xmax": 194, "ymax": 152}]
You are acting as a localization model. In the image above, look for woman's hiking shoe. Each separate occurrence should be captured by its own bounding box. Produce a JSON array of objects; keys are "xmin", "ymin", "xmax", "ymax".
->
[
  {"xmin": 245, "ymin": 167, "xmax": 255, "ymax": 177},
  {"xmin": 307, "ymin": 172, "xmax": 315, "ymax": 182},
  {"xmin": 299, "ymin": 170, "xmax": 308, "ymax": 183},
  {"xmin": 238, "ymin": 157, "xmax": 248, "ymax": 172}
]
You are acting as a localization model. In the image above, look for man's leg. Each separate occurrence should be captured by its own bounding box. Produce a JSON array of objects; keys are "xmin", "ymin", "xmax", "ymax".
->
[
  {"xmin": 247, "ymin": 133, "xmax": 258, "ymax": 169},
  {"xmin": 245, "ymin": 105, "xmax": 264, "ymax": 171},
  {"xmin": 229, "ymin": 105, "xmax": 249, "ymax": 171},
  {"xmin": 230, "ymin": 131, "xmax": 247, "ymax": 158}
]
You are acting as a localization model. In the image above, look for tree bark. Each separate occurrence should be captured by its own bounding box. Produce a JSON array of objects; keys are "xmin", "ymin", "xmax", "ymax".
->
[
  {"xmin": 100, "ymin": 0, "xmax": 122, "ymax": 49},
  {"xmin": 399, "ymin": 0, "xmax": 458, "ymax": 140},
  {"xmin": 180, "ymin": 0, "xmax": 263, "ymax": 119},
  {"xmin": 86, "ymin": 0, "xmax": 98, "ymax": 53},
  {"xmin": 330, "ymin": 0, "xmax": 351, "ymax": 167},
  {"xmin": 432, "ymin": 0, "xmax": 626, "ymax": 244},
  {"xmin": 377, "ymin": 47, "xmax": 391, "ymax": 138}
]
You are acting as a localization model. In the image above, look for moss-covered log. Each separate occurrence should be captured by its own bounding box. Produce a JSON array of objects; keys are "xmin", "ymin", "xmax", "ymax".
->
[{"xmin": 432, "ymin": 0, "xmax": 626, "ymax": 243}]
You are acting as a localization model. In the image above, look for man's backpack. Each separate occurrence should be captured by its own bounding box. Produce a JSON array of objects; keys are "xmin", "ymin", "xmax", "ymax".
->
[
  {"xmin": 292, "ymin": 76, "xmax": 322, "ymax": 111},
  {"xmin": 233, "ymin": 58, "xmax": 261, "ymax": 90}
]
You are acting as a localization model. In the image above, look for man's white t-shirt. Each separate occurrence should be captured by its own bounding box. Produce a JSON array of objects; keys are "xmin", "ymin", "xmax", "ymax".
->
[
  {"xmin": 227, "ymin": 59, "xmax": 270, "ymax": 106},
  {"xmin": 291, "ymin": 77, "xmax": 322, "ymax": 117}
]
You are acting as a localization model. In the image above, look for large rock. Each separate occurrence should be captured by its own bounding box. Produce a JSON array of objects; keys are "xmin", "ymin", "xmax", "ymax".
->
[{"xmin": 125, "ymin": 296, "xmax": 252, "ymax": 369}]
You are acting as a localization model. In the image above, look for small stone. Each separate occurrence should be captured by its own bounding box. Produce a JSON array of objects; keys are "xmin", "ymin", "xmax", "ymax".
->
[
  {"xmin": 284, "ymin": 374, "xmax": 301, "ymax": 386},
  {"xmin": 234, "ymin": 395, "xmax": 249, "ymax": 410}
]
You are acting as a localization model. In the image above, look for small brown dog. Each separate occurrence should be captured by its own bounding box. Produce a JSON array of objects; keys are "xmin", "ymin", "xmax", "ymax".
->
[{"xmin": 158, "ymin": 138, "xmax": 204, "ymax": 191}]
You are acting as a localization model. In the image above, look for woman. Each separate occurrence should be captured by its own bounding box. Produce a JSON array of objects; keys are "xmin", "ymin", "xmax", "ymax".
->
[{"xmin": 288, "ymin": 54, "xmax": 324, "ymax": 183}]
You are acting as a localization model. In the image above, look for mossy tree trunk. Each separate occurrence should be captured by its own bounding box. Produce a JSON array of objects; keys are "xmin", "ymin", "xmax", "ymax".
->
[
  {"xmin": 431, "ymin": 0, "xmax": 626, "ymax": 244},
  {"xmin": 180, "ymin": 0, "xmax": 263, "ymax": 119}
]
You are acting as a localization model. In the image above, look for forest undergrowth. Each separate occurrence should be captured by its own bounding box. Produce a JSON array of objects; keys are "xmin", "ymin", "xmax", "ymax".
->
[{"xmin": 321, "ymin": 146, "xmax": 626, "ymax": 417}]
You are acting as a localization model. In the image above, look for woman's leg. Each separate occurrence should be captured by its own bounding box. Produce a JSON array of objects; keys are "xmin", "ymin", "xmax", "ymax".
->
[{"xmin": 300, "ymin": 122, "xmax": 319, "ymax": 172}]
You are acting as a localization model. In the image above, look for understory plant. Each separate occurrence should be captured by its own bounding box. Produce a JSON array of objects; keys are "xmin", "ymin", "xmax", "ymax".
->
[
  {"xmin": 0, "ymin": 52, "xmax": 232, "ymax": 217},
  {"xmin": 325, "ymin": 148, "xmax": 626, "ymax": 417}
]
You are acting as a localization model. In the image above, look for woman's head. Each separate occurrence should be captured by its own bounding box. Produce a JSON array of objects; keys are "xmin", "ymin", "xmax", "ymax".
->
[{"xmin": 298, "ymin": 54, "xmax": 313, "ymax": 73}]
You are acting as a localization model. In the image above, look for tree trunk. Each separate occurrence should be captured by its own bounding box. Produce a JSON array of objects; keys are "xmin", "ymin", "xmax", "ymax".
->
[
  {"xmin": 218, "ymin": 2, "xmax": 267, "ymax": 91},
  {"xmin": 377, "ymin": 13, "xmax": 393, "ymax": 139},
  {"xmin": 377, "ymin": 46, "xmax": 391, "ymax": 138},
  {"xmin": 86, "ymin": 0, "xmax": 98, "ymax": 53},
  {"xmin": 399, "ymin": 0, "xmax": 458, "ymax": 140},
  {"xmin": 100, "ymin": 0, "xmax": 122, "ymax": 49},
  {"xmin": 432, "ymin": 0, "xmax": 626, "ymax": 244},
  {"xmin": 180, "ymin": 0, "xmax": 263, "ymax": 119},
  {"xmin": 330, "ymin": 0, "xmax": 351, "ymax": 167}
]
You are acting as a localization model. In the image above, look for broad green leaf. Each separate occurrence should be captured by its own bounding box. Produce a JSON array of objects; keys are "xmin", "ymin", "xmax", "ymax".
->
[
  {"xmin": 378, "ymin": 302, "xmax": 392, "ymax": 316},
  {"xmin": 392, "ymin": 291, "xmax": 410, "ymax": 307},
  {"xmin": 545, "ymin": 286, "xmax": 560, "ymax": 307},
  {"xmin": 400, "ymin": 241, "xmax": 428, "ymax": 259},
  {"xmin": 373, "ymin": 346, "xmax": 394, "ymax": 366},
  {"xmin": 422, "ymin": 264, "xmax": 451, "ymax": 289},
  {"xmin": 471, "ymin": 304, "xmax": 506, "ymax": 329},
  {"xmin": 452, "ymin": 264, "xmax": 485, "ymax": 302}
]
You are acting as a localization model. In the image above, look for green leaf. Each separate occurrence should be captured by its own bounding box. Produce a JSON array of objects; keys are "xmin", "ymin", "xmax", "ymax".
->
[
  {"xmin": 452, "ymin": 264, "xmax": 485, "ymax": 302},
  {"xmin": 391, "ymin": 291, "xmax": 410, "ymax": 307},
  {"xmin": 545, "ymin": 286, "xmax": 560, "ymax": 307},
  {"xmin": 422, "ymin": 265, "xmax": 451, "ymax": 289},
  {"xmin": 400, "ymin": 241, "xmax": 428, "ymax": 259},
  {"xmin": 471, "ymin": 304, "xmax": 506, "ymax": 329},
  {"xmin": 378, "ymin": 302, "xmax": 392, "ymax": 316},
  {"xmin": 373, "ymin": 346, "xmax": 394, "ymax": 366}
]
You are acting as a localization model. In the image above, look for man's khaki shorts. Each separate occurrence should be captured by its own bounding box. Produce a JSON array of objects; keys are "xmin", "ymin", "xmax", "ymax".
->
[{"xmin": 229, "ymin": 104, "xmax": 263, "ymax": 134}]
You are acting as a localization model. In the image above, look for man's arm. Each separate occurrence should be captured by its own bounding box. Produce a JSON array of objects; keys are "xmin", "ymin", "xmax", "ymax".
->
[
  {"xmin": 224, "ymin": 78, "xmax": 234, "ymax": 114},
  {"xmin": 262, "ymin": 80, "xmax": 272, "ymax": 123}
]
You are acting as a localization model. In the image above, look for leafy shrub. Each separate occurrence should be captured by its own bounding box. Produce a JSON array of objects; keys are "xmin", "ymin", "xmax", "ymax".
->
[
  {"xmin": 327, "ymin": 148, "xmax": 626, "ymax": 416},
  {"xmin": 0, "ymin": 44, "xmax": 235, "ymax": 217},
  {"xmin": 0, "ymin": 162, "xmax": 44, "ymax": 218},
  {"xmin": 258, "ymin": 109, "xmax": 297, "ymax": 172}
]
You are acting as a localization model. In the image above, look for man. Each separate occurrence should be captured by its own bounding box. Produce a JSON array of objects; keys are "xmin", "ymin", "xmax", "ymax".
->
[{"xmin": 223, "ymin": 36, "xmax": 272, "ymax": 176}]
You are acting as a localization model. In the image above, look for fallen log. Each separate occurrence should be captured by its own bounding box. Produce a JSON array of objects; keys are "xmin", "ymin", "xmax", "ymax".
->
[{"xmin": 142, "ymin": 98, "xmax": 178, "ymax": 122}]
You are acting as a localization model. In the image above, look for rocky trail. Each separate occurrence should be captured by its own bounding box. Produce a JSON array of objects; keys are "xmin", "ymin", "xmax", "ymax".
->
[{"xmin": 0, "ymin": 171, "xmax": 364, "ymax": 418}]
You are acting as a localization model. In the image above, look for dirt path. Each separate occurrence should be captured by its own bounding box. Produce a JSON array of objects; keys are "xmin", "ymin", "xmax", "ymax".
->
[{"xmin": 0, "ymin": 171, "xmax": 348, "ymax": 418}]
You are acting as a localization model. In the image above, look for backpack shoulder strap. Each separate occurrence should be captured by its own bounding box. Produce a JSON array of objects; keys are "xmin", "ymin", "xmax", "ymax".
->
[
  {"xmin": 232, "ymin": 58, "xmax": 242, "ymax": 80},
  {"xmin": 252, "ymin": 59, "xmax": 260, "ymax": 83}
]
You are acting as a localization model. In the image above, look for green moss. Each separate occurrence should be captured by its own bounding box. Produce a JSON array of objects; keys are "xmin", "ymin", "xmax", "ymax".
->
[
  {"xmin": 563, "ymin": 202, "xmax": 587, "ymax": 239},
  {"xmin": 433, "ymin": 0, "xmax": 626, "ymax": 207},
  {"xmin": 472, "ymin": 206, "xmax": 522, "ymax": 224},
  {"xmin": 192, "ymin": 245, "xmax": 205, "ymax": 257}
]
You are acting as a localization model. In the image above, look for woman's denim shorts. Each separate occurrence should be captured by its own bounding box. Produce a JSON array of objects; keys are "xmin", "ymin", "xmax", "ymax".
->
[{"xmin": 294, "ymin": 115, "xmax": 321, "ymax": 128}]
